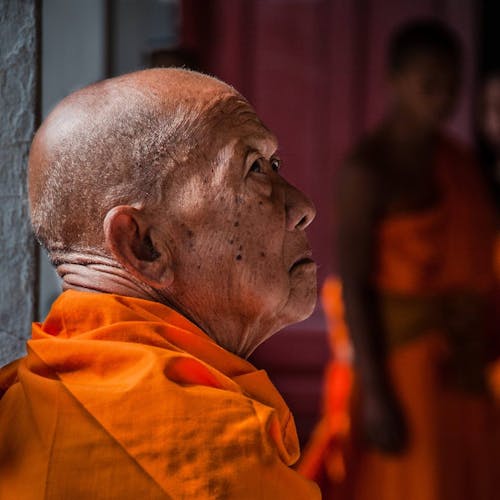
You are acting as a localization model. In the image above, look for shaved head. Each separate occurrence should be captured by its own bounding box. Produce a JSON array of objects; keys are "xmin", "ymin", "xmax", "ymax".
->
[
  {"xmin": 28, "ymin": 67, "xmax": 316, "ymax": 355},
  {"xmin": 29, "ymin": 68, "xmax": 245, "ymax": 262}
]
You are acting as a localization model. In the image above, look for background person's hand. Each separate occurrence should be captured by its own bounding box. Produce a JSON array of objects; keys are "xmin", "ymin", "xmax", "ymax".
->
[{"xmin": 361, "ymin": 389, "xmax": 408, "ymax": 454}]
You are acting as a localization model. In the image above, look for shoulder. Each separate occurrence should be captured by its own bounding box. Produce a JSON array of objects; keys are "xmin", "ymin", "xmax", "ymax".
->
[
  {"xmin": 337, "ymin": 133, "xmax": 386, "ymax": 212},
  {"xmin": 345, "ymin": 131, "xmax": 385, "ymax": 171},
  {"xmin": 341, "ymin": 130, "xmax": 388, "ymax": 189}
]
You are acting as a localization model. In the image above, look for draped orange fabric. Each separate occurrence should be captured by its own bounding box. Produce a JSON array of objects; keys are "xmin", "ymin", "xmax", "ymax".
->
[
  {"xmin": 375, "ymin": 137, "xmax": 497, "ymax": 296},
  {"xmin": 301, "ymin": 136, "xmax": 499, "ymax": 500},
  {"xmin": 0, "ymin": 291, "xmax": 320, "ymax": 499}
]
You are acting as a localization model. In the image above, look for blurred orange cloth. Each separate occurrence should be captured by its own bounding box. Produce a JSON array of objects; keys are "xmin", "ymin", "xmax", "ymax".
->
[
  {"xmin": 490, "ymin": 236, "xmax": 500, "ymax": 401},
  {"xmin": 301, "ymin": 136, "xmax": 499, "ymax": 500},
  {"xmin": 298, "ymin": 277, "xmax": 354, "ymax": 498},
  {"xmin": 0, "ymin": 290, "xmax": 320, "ymax": 499}
]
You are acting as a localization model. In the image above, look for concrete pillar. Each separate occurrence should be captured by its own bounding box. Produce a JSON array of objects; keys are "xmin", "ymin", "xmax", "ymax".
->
[{"xmin": 0, "ymin": 0, "xmax": 39, "ymax": 365}]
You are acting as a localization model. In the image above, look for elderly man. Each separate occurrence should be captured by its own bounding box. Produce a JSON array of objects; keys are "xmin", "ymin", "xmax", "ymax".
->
[{"xmin": 0, "ymin": 69, "xmax": 320, "ymax": 499}]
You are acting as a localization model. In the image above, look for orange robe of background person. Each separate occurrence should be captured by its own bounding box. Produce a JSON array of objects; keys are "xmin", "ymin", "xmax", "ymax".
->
[
  {"xmin": 489, "ymin": 236, "xmax": 500, "ymax": 400},
  {"xmin": 298, "ymin": 277, "xmax": 354, "ymax": 499},
  {"xmin": 300, "ymin": 136, "xmax": 499, "ymax": 500},
  {"xmin": 0, "ymin": 291, "xmax": 320, "ymax": 500}
]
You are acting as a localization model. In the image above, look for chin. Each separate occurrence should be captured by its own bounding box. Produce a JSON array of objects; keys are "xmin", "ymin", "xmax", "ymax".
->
[
  {"xmin": 281, "ymin": 270, "xmax": 317, "ymax": 326},
  {"xmin": 294, "ymin": 292, "xmax": 317, "ymax": 321}
]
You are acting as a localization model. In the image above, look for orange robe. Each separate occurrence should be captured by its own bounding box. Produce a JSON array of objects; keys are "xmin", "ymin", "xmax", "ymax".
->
[
  {"xmin": 0, "ymin": 290, "xmax": 320, "ymax": 499},
  {"xmin": 489, "ymin": 236, "xmax": 500, "ymax": 400},
  {"xmin": 301, "ymin": 136, "xmax": 499, "ymax": 500}
]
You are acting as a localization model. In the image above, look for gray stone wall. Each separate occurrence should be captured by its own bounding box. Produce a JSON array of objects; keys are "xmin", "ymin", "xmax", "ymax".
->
[{"xmin": 0, "ymin": 0, "xmax": 39, "ymax": 365}]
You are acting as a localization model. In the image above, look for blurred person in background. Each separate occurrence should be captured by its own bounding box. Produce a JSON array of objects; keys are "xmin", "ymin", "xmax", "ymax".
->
[
  {"xmin": 477, "ymin": 71, "xmax": 500, "ymax": 400},
  {"xmin": 301, "ymin": 19, "xmax": 499, "ymax": 500},
  {"xmin": 479, "ymin": 71, "xmax": 500, "ymax": 209}
]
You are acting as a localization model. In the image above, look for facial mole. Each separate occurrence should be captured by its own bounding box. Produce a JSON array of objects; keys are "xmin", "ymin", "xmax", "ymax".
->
[{"xmin": 236, "ymin": 254, "xmax": 242, "ymax": 261}]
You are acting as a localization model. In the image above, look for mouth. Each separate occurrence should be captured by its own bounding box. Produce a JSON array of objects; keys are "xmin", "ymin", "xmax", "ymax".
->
[{"xmin": 289, "ymin": 252, "xmax": 315, "ymax": 272}]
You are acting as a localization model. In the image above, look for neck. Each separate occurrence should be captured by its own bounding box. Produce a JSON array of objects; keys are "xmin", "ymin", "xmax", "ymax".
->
[
  {"xmin": 167, "ymin": 284, "xmax": 277, "ymax": 358},
  {"xmin": 56, "ymin": 252, "xmax": 165, "ymax": 302},
  {"xmin": 207, "ymin": 316, "xmax": 275, "ymax": 359},
  {"xmin": 384, "ymin": 108, "xmax": 438, "ymax": 149},
  {"xmin": 55, "ymin": 251, "xmax": 270, "ymax": 359}
]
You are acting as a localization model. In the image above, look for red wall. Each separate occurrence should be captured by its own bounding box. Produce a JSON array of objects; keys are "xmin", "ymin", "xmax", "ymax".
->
[{"xmin": 182, "ymin": 0, "xmax": 478, "ymax": 444}]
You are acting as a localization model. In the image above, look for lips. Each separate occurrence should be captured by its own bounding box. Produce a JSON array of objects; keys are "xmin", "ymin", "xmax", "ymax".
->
[{"xmin": 289, "ymin": 251, "xmax": 315, "ymax": 272}]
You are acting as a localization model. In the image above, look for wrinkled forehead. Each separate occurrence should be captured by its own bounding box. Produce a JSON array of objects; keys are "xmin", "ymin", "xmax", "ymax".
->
[{"xmin": 206, "ymin": 95, "xmax": 278, "ymax": 153}]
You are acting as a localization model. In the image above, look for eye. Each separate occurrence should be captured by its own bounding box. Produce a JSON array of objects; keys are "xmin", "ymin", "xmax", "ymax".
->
[
  {"xmin": 271, "ymin": 158, "xmax": 281, "ymax": 172},
  {"xmin": 249, "ymin": 159, "xmax": 263, "ymax": 173}
]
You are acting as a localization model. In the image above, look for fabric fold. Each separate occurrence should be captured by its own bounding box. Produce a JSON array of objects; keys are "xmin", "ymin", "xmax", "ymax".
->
[{"xmin": 0, "ymin": 291, "xmax": 319, "ymax": 499}]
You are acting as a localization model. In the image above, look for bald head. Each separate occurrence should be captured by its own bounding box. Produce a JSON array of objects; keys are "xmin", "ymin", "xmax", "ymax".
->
[
  {"xmin": 29, "ymin": 68, "xmax": 245, "ymax": 262},
  {"xmin": 28, "ymin": 68, "xmax": 317, "ymax": 354}
]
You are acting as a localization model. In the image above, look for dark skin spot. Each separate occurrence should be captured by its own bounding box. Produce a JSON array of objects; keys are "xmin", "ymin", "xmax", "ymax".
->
[
  {"xmin": 187, "ymin": 229, "xmax": 194, "ymax": 237},
  {"xmin": 236, "ymin": 254, "xmax": 242, "ymax": 260},
  {"xmin": 258, "ymin": 201, "xmax": 263, "ymax": 206},
  {"xmin": 260, "ymin": 251, "xmax": 266, "ymax": 257},
  {"xmin": 229, "ymin": 239, "xmax": 234, "ymax": 245},
  {"xmin": 234, "ymin": 221, "xmax": 239, "ymax": 227},
  {"xmin": 238, "ymin": 245, "xmax": 243, "ymax": 251}
]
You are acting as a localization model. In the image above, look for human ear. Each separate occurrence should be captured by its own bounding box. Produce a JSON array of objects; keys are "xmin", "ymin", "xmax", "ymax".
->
[{"xmin": 103, "ymin": 205, "xmax": 174, "ymax": 288}]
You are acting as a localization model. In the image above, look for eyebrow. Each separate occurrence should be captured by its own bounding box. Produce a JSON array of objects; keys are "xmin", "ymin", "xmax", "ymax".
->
[
  {"xmin": 240, "ymin": 146, "xmax": 258, "ymax": 173},
  {"xmin": 242, "ymin": 134, "xmax": 279, "ymax": 157},
  {"xmin": 243, "ymin": 146, "xmax": 259, "ymax": 159}
]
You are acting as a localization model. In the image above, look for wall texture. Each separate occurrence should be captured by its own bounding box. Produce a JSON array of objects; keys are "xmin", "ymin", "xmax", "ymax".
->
[{"xmin": 0, "ymin": 1, "xmax": 38, "ymax": 365}]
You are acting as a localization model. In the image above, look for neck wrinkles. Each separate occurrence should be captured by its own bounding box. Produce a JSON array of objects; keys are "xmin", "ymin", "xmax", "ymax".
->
[
  {"xmin": 54, "ymin": 252, "xmax": 272, "ymax": 359},
  {"xmin": 55, "ymin": 252, "xmax": 164, "ymax": 302}
]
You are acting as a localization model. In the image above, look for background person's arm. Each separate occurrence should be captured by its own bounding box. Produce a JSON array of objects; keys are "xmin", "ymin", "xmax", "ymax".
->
[{"xmin": 336, "ymin": 161, "xmax": 407, "ymax": 454}]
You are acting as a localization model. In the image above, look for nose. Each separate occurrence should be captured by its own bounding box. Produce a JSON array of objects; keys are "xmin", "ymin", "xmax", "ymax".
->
[{"xmin": 284, "ymin": 182, "xmax": 316, "ymax": 231}]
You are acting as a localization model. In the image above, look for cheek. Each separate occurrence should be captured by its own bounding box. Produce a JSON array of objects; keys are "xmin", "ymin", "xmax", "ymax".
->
[
  {"xmin": 228, "ymin": 199, "xmax": 288, "ymax": 287},
  {"xmin": 229, "ymin": 191, "xmax": 285, "ymax": 253},
  {"xmin": 179, "ymin": 184, "xmax": 288, "ymax": 280},
  {"xmin": 229, "ymin": 220, "xmax": 284, "ymax": 271}
]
